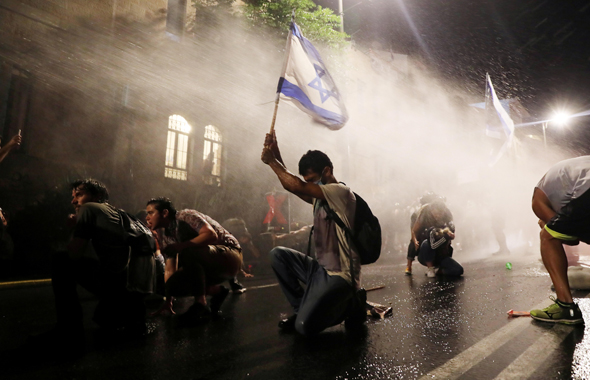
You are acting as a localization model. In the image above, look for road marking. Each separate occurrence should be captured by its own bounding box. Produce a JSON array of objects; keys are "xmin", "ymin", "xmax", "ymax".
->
[
  {"xmin": 418, "ymin": 299, "xmax": 554, "ymax": 380},
  {"xmin": 0, "ymin": 278, "xmax": 279, "ymax": 291},
  {"xmin": 0, "ymin": 278, "xmax": 51, "ymax": 287},
  {"xmin": 493, "ymin": 293, "xmax": 590, "ymax": 380},
  {"xmin": 248, "ymin": 283, "xmax": 279, "ymax": 290},
  {"xmin": 493, "ymin": 324, "xmax": 573, "ymax": 380}
]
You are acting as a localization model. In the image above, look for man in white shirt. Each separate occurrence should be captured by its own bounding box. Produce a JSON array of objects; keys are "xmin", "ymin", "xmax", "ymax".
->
[{"xmin": 530, "ymin": 156, "xmax": 589, "ymax": 325}]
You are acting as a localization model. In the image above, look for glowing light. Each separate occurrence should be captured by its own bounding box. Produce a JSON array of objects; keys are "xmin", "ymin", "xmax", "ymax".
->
[{"xmin": 551, "ymin": 112, "xmax": 571, "ymax": 126}]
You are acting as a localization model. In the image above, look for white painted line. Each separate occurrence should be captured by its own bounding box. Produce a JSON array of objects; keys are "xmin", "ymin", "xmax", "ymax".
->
[
  {"xmin": 493, "ymin": 293, "xmax": 590, "ymax": 380},
  {"xmin": 247, "ymin": 283, "xmax": 279, "ymax": 290},
  {"xmin": 493, "ymin": 324, "xmax": 572, "ymax": 380},
  {"xmin": 418, "ymin": 299, "xmax": 552, "ymax": 380}
]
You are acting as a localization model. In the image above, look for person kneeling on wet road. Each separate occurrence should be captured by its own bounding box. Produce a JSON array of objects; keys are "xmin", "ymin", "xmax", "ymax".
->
[
  {"xmin": 262, "ymin": 131, "xmax": 363, "ymax": 336},
  {"xmin": 146, "ymin": 198, "xmax": 243, "ymax": 325},
  {"xmin": 529, "ymin": 156, "xmax": 588, "ymax": 325},
  {"xmin": 409, "ymin": 200, "xmax": 463, "ymax": 277}
]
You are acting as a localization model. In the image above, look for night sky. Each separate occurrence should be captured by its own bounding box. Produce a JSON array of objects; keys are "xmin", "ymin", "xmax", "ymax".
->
[{"xmin": 317, "ymin": 0, "xmax": 590, "ymax": 122}]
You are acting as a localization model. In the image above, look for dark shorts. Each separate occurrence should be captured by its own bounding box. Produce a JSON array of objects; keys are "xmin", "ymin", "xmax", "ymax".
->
[{"xmin": 545, "ymin": 189, "xmax": 590, "ymax": 244}]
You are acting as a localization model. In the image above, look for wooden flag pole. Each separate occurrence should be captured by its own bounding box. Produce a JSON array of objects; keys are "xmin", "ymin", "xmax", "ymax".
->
[
  {"xmin": 269, "ymin": 93, "xmax": 281, "ymax": 134},
  {"xmin": 270, "ymin": 10, "xmax": 296, "ymax": 134}
]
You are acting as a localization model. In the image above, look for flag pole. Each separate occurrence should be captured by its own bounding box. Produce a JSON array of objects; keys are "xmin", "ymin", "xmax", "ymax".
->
[{"xmin": 270, "ymin": 10, "xmax": 296, "ymax": 134}]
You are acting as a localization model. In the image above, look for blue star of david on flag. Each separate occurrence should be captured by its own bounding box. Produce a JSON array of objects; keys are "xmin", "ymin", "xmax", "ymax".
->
[
  {"xmin": 308, "ymin": 64, "xmax": 339, "ymax": 103},
  {"xmin": 276, "ymin": 22, "xmax": 348, "ymax": 130}
]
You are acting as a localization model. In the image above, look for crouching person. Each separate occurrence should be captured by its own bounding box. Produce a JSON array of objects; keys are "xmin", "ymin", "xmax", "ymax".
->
[
  {"xmin": 30, "ymin": 179, "xmax": 153, "ymax": 357},
  {"xmin": 146, "ymin": 198, "xmax": 242, "ymax": 325},
  {"xmin": 410, "ymin": 200, "xmax": 462, "ymax": 277},
  {"xmin": 262, "ymin": 132, "xmax": 363, "ymax": 336}
]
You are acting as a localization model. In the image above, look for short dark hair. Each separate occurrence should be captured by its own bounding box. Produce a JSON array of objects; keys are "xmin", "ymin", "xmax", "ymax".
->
[
  {"xmin": 147, "ymin": 197, "xmax": 177, "ymax": 219},
  {"xmin": 71, "ymin": 179, "xmax": 109, "ymax": 203},
  {"xmin": 298, "ymin": 150, "xmax": 333, "ymax": 176}
]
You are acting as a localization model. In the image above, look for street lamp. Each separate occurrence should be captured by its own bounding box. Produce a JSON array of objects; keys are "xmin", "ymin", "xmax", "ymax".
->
[
  {"xmin": 542, "ymin": 112, "xmax": 571, "ymax": 148},
  {"xmin": 552, "ymin": 112, "xmax": 571, "ymax": 126}
]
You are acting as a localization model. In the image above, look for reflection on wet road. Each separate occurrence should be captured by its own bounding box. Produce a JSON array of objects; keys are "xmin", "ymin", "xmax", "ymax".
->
[{"xmin": 1, "ymin": 254, "xmax": 589, "ymax": 380}]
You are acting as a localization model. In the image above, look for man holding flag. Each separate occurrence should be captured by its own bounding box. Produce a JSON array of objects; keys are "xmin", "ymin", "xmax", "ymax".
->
[{"xmin": 261, "ymin": 131, "xmax": 363, "ymax": 335}]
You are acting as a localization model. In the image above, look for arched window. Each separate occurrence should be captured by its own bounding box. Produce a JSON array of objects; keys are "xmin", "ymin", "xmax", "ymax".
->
[
  {"xmin": 202, "ymin": 125, "xmax": 222, "ymax": 186},
  {"xmin": 165, "ymin": 115, "xmax": 191, "ymax": 181}
]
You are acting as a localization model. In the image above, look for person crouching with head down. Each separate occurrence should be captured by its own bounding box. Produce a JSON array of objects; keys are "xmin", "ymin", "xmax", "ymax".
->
[{"xmin": 146, "ymin": 197, "xmax": 243, "ymax": 325}]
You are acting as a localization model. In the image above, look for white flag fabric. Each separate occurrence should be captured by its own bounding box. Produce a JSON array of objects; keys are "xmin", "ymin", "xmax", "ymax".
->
[
  {"xmin": 277, "ymin": 22, "xmax": 348, "ymax": 130},
  {"xmin": 485, "ymin": 74, "xmax": 514, "ymax": 166}
]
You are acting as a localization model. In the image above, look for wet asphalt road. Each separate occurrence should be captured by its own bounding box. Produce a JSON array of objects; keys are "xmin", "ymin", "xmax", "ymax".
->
[{"xmin": 1, "ymin": 248, "xmax": 589, "ymax": 380}]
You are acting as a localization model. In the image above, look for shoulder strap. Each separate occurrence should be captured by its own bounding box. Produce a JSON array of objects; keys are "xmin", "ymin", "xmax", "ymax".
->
[
  {"xmin": 321, "ymin": 201, "xmax": 357, "ymax": 289},
  {"xmin": 321, "ymin": 202, "xmax": 353, "ymax": 238}
]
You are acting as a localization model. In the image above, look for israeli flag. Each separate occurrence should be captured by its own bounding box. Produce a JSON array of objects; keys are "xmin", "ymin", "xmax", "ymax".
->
[
  {"xmin": 277, "ymin": 22, "xmax": 348, "ymax": 130},
  {"xmin": 485, "ymin": 73, "xmax": 514, "ymax": 166}
]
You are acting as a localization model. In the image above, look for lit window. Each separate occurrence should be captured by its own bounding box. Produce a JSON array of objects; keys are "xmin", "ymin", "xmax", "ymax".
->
[
  {"xmin": 203, "ymin": 125, "xmax": 222, "ymax": 186},
  {"xmin": 165, "ymin": 115, "xmax": 191, "ymax": 181}
]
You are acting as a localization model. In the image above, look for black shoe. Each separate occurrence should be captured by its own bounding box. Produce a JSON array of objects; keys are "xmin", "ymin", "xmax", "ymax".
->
[
  {"xmin": 229, "ymin": 278, "xmax": 247, "ymax": 294},
  {"xmin": 210, "ymin": 286, "xmax": 230, "ymax": 315},
  {"xmin": 278, "ymin": 314, "xmax": 297, "ymax": 331},
  {"xmin": 176, "ymin": 303, "xmax": 212, "ymax": 327}
]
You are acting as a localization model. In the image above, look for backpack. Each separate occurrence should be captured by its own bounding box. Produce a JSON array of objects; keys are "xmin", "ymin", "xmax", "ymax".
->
[
  {"xmin": 322, "ymin": 192, "xmax": 382, "ymax": 265},
  {"xmin": 119, "ymin": 210, "xmax": 157, "ymax": 293},
  {"xmin": 119, "ymin": 211, "xmax": 157, "ymax": 256}
]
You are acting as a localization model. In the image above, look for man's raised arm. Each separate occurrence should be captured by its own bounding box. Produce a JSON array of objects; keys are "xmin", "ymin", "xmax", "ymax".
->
[{"xmin": 261, "ymin": 133, "xmax": 324, "ymax": 204}]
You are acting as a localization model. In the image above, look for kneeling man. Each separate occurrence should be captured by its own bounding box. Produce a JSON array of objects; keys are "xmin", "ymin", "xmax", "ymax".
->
[{"xmin": 261, "ymin": 132, "xmax": 363, "ymax": 336}]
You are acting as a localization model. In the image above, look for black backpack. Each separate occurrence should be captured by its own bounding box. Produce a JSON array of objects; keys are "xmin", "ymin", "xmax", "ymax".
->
[
  {"xmin": 119, "ymin": 211, "xmax": 157, "ymax": 256},
  {"xmin": 119, "ymin": 210, "xmax": 157, "ymax": 293},
  {"xmin": 322, "ymin": 192, "xmax": 382, "ymax": 265}
]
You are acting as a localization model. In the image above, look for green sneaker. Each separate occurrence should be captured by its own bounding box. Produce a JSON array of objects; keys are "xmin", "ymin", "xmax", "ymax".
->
[{"xmin": 530, "ymin": 297, "xmax": 584, "ymax": 325}]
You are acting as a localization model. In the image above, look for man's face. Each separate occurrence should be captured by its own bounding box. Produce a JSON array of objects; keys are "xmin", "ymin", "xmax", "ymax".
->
[
  {"xmin": 71, "ymin": 186, "xmax": 98, "ymax": 213},
  {"xmin": 146, "ymin": 204, "xmax": 168, "ymax": 230},
  {"xmin": 302, "ymin": 167, "xmax": 326, "ymax": 184}
]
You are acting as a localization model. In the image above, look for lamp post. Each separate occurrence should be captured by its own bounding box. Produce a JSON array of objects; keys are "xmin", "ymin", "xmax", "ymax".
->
[
  {"xmin": 542, "ymin": 121, "xmax": 547, "ymax": 149},
  {"xmin": 541, "ymin": 112, "xmax": 570, "ymax": 149},
  {"xmin": 338, "ymin": 0, "xmax": 366, "ymax": 34},
  {"xmin": 338, "ymin": 0, "xmax": 344, "ymax": 33}
]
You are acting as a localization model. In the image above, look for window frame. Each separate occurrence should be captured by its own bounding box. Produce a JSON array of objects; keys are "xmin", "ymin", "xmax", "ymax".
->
[
  {"xmin": 202, "ymin": 124, "xmax": 223, "ymax": 187},
  {"xmin": 164, "ymin": 114, "xmax": 191, "ymax": 181}
]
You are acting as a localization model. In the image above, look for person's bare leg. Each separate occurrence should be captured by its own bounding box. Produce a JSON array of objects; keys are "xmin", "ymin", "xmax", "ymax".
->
[{"xmin": 540, "ymin": 229, "xmax": 573, "ymax": 303}]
